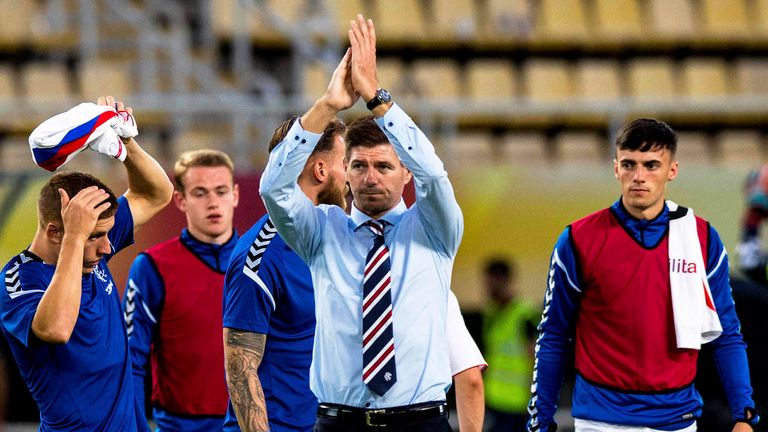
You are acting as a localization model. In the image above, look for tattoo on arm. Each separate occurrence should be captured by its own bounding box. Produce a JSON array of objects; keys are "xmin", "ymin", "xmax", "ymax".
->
[{"xmin": 224, "ymin": 329, "xmax": 269, "ymax": 432}]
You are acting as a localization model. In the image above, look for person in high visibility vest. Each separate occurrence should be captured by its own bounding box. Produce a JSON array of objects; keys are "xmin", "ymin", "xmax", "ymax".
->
[{"xmin": 482, "ymin": 258, "xmax": 539, "ymax": 432}]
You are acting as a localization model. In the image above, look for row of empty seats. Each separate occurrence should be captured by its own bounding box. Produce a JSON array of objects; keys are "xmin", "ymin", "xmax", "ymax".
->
[
  {"xmin": 304, "ymin": 56, "xmax": 768, "ymax": 102},
  {"xmin": 211, "ymin": 0, "xmax": 768, "ymax": 45},
  {"xmin": 0, "ymin": 60, "xmax": 133, "ymax": 102},
  {"xmin": 11, "ymin": 55, "xmax": 768, "ymax": 104},
  {"xmin": 2, "ymin": 127, "xmax": 764, "ymax": 173},
  {"xmin": 430, "ymin": 128, "xmax": 767, "ymax": 167}
]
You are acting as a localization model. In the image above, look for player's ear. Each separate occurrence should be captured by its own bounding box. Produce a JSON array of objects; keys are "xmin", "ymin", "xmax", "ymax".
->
[{"xmin": 46, "ymin": 222, "xmax": 63, "ymax": 244}]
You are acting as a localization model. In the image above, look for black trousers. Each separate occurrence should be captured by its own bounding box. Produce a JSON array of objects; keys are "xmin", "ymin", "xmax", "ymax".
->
[{"xmin": 313, "ymin": 412, "xmax": 452, "ymax": 432}]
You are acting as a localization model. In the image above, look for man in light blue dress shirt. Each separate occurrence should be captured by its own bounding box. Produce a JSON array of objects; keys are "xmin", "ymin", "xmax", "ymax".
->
[{"xmin": 259, "ymin": 15, "xmax": 462, "ymax": 432}]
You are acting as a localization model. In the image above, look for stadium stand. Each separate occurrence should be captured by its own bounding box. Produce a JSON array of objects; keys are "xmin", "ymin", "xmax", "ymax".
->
[
  {"xmin": 2, "ymin": 2, "xmax": 768, "ymax": 430},
  {"xmin": 700, "ymin": 0, "xmax": 751, "ymax": 41},
  {"xmin": 626, "ymin": 58, "xmax": 677, "ymax": 100},
  {"xmin": 411, "ymin": 59, "xmax": 463, "ymax": 100},
  {"xmin": 0, "ymin": 65, "xmax": 14, "ymax": 98},
  {"xmin": 1, "ymin": 0, "xmax": 768, "ymax": 171},
  {"xmin": 647, "ymin": 0, "xmax": 697, "ymax": 41},
  {"xmin": 522, "ymin": 59, "xmax": 573, "ymax": 102},
  {"xmin": 592, "ymin": 0, "xmax": 644, "ymax": 41},
  {"xmin": 466, "ymin": 59, "xmax": 517, "ymax": 100},
  {"xmin": 573, "ymin": 60, "xmax": 622, "ymax": 101}
]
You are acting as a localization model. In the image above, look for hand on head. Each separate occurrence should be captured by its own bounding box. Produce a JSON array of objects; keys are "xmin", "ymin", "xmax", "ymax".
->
[{"xmin": 58, "ymin": 186, "xmax": 111, "ymax": 241}]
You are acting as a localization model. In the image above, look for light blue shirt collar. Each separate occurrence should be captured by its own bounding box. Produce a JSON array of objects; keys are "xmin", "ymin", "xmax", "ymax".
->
[{"xmin": 350, "ymin": 199, "xmax": 408, "ymax": 229}]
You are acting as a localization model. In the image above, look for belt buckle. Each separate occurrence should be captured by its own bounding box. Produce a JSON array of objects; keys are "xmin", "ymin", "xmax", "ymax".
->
[{"xmin": 365, "ymin": 409, "xmax": 387, "ymax": 427}]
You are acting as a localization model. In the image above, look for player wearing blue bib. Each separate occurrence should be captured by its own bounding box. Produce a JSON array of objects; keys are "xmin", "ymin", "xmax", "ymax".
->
[{"xmin": 0, "ymin": 97, "xmax": 173, "ymax": 432}]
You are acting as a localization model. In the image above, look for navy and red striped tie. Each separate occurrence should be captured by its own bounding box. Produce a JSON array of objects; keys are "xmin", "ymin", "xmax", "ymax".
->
[{"xmin": 362, "ymin": 220, "xmax": 397, "ymax": 396}]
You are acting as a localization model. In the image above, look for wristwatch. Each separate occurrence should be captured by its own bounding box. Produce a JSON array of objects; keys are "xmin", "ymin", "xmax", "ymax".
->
[{"xmin": 366, "ymin": 88, "xmax": 392, "ymax": 111}]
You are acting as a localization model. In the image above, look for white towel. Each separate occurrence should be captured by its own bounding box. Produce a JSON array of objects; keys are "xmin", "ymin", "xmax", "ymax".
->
[
  {"xmin": 667, "ymin": 200, "xmax": 722, "ymax": 349},
  {"xmin": 29, "ymin": 103, "xmax": 137, "ymax": 171}
]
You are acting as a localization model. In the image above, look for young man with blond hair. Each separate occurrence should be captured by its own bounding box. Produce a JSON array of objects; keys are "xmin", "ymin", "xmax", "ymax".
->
[{"xmin": 125, "ymin": 149, "xmax": 240, "ymax": 431}]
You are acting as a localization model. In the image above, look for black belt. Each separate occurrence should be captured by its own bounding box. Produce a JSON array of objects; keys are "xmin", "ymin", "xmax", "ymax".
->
[{"xmin": 317, "ymin": 402, "xmax": 448, "ymax": 427}]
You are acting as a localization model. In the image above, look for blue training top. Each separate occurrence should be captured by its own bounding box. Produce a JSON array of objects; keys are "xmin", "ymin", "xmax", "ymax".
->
[
  {"xmin": 222, "ymin": 214, "xmax": 317, "ymax": 432},
  {"xmin": 0, "ymin": 196, "xmax": 147, "ymax": 432}
]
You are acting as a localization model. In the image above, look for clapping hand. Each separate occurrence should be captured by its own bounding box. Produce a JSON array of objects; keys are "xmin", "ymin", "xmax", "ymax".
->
[{"xmin": 348, "ymin": 14, "xmax": 379, "ymax": 102}]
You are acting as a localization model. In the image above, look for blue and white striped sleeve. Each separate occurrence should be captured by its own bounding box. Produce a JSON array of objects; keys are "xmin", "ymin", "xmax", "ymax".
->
[
  {"xmin": 223, "ymin": 222, "xmax": 281, "ymax": 334},
  {"xmin": 1, "ymin": 257, "xmax": 46, "ymax": 347},
  {"xmin": 528, "ymin": 227, "xmax": 582, "ymax": 432},
  {"xmin": 705, "ymin": 225, "xmax": 758, "ymax": 425},
  {"xmin": 123, "ymin": 253, "xmax": 163, "ymax": 423}
]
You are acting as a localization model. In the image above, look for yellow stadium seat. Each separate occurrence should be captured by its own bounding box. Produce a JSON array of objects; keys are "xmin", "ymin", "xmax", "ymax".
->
[
  {"xmin": 22, "ymin": 63, "xmax": 71, "ymax": 101},
  {"xmin": 592, "ymin": 0, "xmax": 643, "ymax": 40},
  {"xmin": 753, "ymin": 0, "xmax": 768, "ymax": 38},
  {"xmin": 0, "ymin": 0, "xmax": 37, "ymax": 45},
  {"xmin": 627, "ymin": 59, "xmax": 676, "ymax": 100},
  {"xmin": 535, "ymin": 0, "xmax": 589, "ymax": 41},
  {"xmin": 410, "ymin": 59, "xmax": 461, "ymax": 100},
  {"xmin": 0, "ymin": 65, "xmax": 15, "ymax": 98},
  {"xmin": 734, "ymin": 59, "xmax": 768, "ymax": 95},
  {"xmin": 375, "ymin": 58, "xmax": 408, "ymax": 98},
  {"xmin": 440, "ymin": 132, "xmax": 494, "ymax": 167},
  {"xmin": 209, "ymin": 0, "xmax": 283, "ymax": 43},
  {"xmin": 372, "ymin": 0, "xmax": 426, "ymax": 44},
  {"xmin": 501, "ymin": 132, "xmax": 549, "ymax": 166},
  {"xmin": 700, "ymin": 0, "xmax": 751, "ymax": 40},
  {"xmin": 555, "ymin": 132, "xmax": 606, "ymax": 165},
  {"xmin": 574, "ymin": 60, "xmax": 621, "ymax": 100},
  {"xmin": 483, "ymin": 0, "xmax": 534, "ymax": 41},
  {"xmin": 266, "ymin": 0, "xmax": 304, "ymax": 27},
  {"xmin": 466, "ymin": 60, "xmax": 516, "ymax": 100},
  {"xmin": 429, "ymin": 0, "xmax": 477, "ymax": 41},
  {"xmin": 302, "ymin": 61, "xmax": 332, "ymax": 100},
  {"xmin": 330, "ymin": 0, "xmax": 367, "ymax": 37},
  {"xmin": 172, "ymin": 127, "xmax": 232, "ymax": 158},
  {"xmin": 648, "ymin": 0, "xmax": 696, "ymax": 40},
  {"xmin": 676, "ymin": 132, "xmax": 713, "ymax": 164},
  {"xmin": 78, "ymin": 61, "xmax": 133, "ymax": 100},
  {"xmin": 522, "ymin": 59, "xmax": 573, "ymax": 102},
  {"xmin": 716, "ymin": 130, "xmax": 764, "ymax": 165},
  {"xmin": 681, "ymin": 58, "xmax": 730, "ymax": 98}
]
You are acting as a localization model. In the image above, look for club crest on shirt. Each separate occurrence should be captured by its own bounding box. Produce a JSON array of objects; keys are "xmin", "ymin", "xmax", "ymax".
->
[
  {"xmin": 384, "ymin": 372, "xmax": 392, "ymax": 381},
  {"xmin": 93, "ymin": 266, "xmax": 108, "ymax": 283}
]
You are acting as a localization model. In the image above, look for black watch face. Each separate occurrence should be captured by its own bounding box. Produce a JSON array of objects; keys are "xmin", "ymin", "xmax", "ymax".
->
[{"xmin": 378, "ymin": 89, "xmax": 391, "ymax": 102}]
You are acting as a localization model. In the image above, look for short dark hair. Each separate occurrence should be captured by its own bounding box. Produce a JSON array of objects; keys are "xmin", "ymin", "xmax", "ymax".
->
[
  {"xmin": 615, "ymin": 118, "xmax": 677, "ymax": 156},
  {"xmin": 173, "ymin": 149, "xmax": 234, "ymax": 192},
  {"xmin": 38, "ymin": 171, "xmax": 118, "ymax": 226},
  {"xmin": 344, "ymin": 115, "xmax": 390, "ymax": 159},
  {"xmin": 267, "ymin": 117, "xmax": 346, "ymax": 157},
  {"xmin": 485, "ymin": 258, "xmax": 514, "ymax": 280}
]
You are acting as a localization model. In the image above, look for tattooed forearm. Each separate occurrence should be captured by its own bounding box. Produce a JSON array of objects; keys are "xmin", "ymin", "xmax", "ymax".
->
[{"xmin": 224, "ymin": 328, "xmax": 269, "ymax": 432}]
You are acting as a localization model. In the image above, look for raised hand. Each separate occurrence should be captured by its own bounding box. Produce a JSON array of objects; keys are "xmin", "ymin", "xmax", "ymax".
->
[
  {"xmin": 59, "ymin": 186, "xmax": 112, "ymax": 241},
  {"xmin": 348, "ymin": 14, "xmax": 379, "ymax": 102},
  {"xmin": 321, "ymin": 48, "xmax": 358, "ymax": 112}
]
